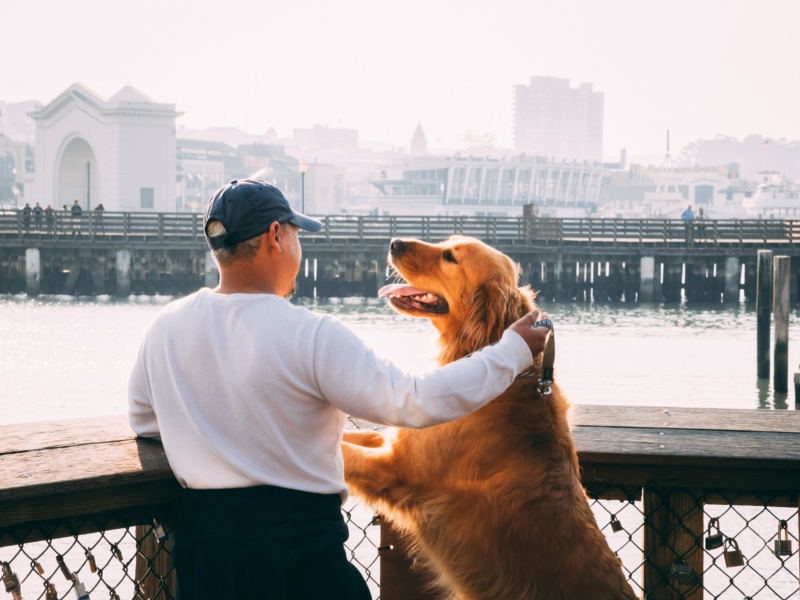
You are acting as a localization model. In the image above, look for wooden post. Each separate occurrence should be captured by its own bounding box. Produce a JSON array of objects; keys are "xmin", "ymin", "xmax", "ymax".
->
[
  {"xmin": 643, "ymin": 487, "xmax": 704, "ymax": 600},
  {"xmin": 116, "ymin": 249, "xmax": 131, "ymax": 296},
  {"xmin": 135, "ymin": 521, "xmax": 177, "ymax": 599},
  {"xmin": 757, "ymin": 250, "xmax": 773, "ymax": 379},
  {"xmin": 774, "ymin": 256, "xmax": 791, "ymax": 394}
]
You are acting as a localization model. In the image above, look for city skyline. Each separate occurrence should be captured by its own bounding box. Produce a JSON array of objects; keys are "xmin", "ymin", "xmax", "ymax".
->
[{"xmin": 3, "ymin": 0, "xmax": 800, "ymax": 162}]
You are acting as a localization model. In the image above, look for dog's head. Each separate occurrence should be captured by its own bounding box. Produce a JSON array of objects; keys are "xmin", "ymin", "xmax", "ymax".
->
[{"xmin": 379, "ymin": 236, "xmax": 535, "ymax": 363}]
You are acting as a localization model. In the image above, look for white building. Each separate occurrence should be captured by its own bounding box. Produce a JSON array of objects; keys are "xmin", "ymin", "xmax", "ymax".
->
[{"xmin": 28, "ymin": 83, "xmax": 180, "ymax": 212}]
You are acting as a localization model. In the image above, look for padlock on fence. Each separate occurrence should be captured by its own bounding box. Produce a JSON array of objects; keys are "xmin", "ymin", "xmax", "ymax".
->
[
  {"xmin": 723, "ymin": 538, "xmax": 745, "ymax": 568},
  {"xmin": 152, "ymin": 518, "xmax": 168, "ymax": 544},
  {"xmin": 705, "ymin": 517, "xmax": 724, "ymax": 550},
  {"xmin": 774, "ymin": 520, "xmax": 793, "ymax": 557},
  {"xmin": 46, "ymin": 583, "xmax": 59, "ymax": 600},
  {"xmin": 85, "ymin": 550, "xmax": 97, "ymax": 573},
  {"xmin": 1, "ymin": 562, "xmax": 23, "ymax": 600},
  {"xmin": 110, "ymin": 544, "xmax": 123, "ymax": 563},
  {"xmin": 669, "ymin": 558, "xmax": 697, "ymax": 586},
  {"xmin": 56, "ymin": 554, "xmax": 74, "ymax": 581},
  {"xmin": 609, "ymin": 515, "xmax": 624, "ymax": 532},
  {"xmin": 72, "ymin": 573, "xmax": 90, "ymax": 600}
]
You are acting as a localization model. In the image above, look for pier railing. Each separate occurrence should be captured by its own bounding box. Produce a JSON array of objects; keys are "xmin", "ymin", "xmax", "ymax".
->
[
  {"xmin": 3, "ymin": 210, "xmax": 800, "ymax": 248},
  {"xmin": 1, "ymin": 408, "xmax": 797, "ymax": 600}
]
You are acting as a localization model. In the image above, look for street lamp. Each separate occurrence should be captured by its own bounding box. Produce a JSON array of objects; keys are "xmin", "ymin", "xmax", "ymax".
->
[{"xmin": 299, "ymin": 161, "xmax": 308, "ymax": 214}]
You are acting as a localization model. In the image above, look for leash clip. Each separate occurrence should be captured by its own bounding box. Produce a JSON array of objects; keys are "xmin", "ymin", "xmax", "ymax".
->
[{"xmin": 537, "ymin": 367, "xmax": 554, "ymax": 396}]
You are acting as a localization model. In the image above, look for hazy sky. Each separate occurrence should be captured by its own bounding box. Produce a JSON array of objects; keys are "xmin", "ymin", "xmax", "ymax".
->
[{"xmin": 3, "ymin": 0, "xmax": 799, "ymax": 161}]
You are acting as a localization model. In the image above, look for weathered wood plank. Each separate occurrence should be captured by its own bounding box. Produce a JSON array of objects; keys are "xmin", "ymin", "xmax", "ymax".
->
[
  {"xmin": 573, "ymin": 427, "xmax": 800, "ymax": 464},
  {"xmin": 0, "ymin": 414, "xmax": 132, "ymax": 454},
  {"xmin": 570, "ymin": 404, "xmax": 800, "ymax": 434},
  {"xmin": 0, "ymin": 437, "xmax": 173, "ymax": 499}
]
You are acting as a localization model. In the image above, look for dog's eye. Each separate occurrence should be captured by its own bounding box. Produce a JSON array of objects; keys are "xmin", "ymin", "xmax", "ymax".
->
[{"xmin": 443, "ymin": 250, "xmax": 458, "ymax": 264}]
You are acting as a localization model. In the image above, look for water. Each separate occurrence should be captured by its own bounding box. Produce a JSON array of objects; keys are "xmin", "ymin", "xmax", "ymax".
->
[{"xmin": 0, "ymin": 293, "xmax": 797, "ymax": 425}]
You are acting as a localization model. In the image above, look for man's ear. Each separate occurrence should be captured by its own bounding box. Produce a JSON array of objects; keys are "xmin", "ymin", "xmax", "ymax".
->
[{"xmin": 267, "ymin": 222, "xmax": 283, "ymax": 251}]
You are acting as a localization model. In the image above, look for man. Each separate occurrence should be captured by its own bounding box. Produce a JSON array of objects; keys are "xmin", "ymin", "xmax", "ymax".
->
[
  {"xmin": 680, "ymin": 204, "xmax": 694, "ymax": 245},
  {"xmin": 128, "ymin": 179, "xmax": 552, "ymax": 599},
  {"xmin": 70, "ymin": 199, "xmax": 83, "ymax": 236},
  {"xmin": 20, "ymin": 203, "xmax": 32, "ymax": 232},
  {"xmin": 33, "ymin": 202, "xmax": 44, "ymax": 230}
]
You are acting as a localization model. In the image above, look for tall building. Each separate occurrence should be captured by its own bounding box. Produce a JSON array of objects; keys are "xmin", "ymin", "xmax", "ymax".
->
[{"xmin": 513, "ymin": 76, "xmax": 603, "ymax": 162}]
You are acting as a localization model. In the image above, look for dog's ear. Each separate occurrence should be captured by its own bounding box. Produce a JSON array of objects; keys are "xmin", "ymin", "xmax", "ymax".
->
[{"xmin": 459, "ymin": 279, "xmax": 533, "ymax": 354}]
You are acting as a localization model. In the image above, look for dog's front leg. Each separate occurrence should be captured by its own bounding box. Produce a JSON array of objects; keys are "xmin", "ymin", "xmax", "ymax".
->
[{"xmin": 341, "ymin": 437, "xmax": 413, "ymax": 511}]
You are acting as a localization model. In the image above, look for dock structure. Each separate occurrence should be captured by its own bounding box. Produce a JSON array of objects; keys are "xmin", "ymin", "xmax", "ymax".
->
[
  {"xmin": 1, "ymin": 407, "xmax": 798, "ymax": 599},
  {"xmin": 3, "ymin": 211, "xmax": 800, "ymax": 303}
]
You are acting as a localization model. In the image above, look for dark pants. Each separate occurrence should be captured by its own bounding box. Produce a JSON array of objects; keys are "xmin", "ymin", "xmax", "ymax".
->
[{"xmin": 174, "ymin": 485, "xmax": 372, "ymax": 600}]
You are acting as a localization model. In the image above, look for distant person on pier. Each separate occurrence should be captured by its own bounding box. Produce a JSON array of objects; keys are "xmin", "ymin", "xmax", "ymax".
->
[
  {"xmin": 681, "ymin": 204, "xmax": 694, "ymax": 245},
  {"xmin": 20, "ymin": 203, "xmax": 32, "ymax": 232},
  {"xmin": 71, "ymin": 199, "xmax": 83, "ymax": 236},
  {"xmin": 93, "ymin": 203, "xmax": 105, "ymax": 231},
  {"xmin": 44, "ymin": 205, "xmax": 55, "ymax": 234},
  {"xmin": 696, "ymin": 206, "xmax": 706, "ymax": 241},
  {"xmin": 33, "ymin": 202, "xmax": 43, "ymax": 230},
  {"xmin": 128, "ymin": 178, "xmax": 552, "ymax": 600}
]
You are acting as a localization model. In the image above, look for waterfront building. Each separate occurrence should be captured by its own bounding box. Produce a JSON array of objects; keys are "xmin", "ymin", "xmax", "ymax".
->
[
  {"xmin": 513, "ymin": 76, "xmax": 604, "ymax": 163},
  {"xmin": 598, "ymin": 162, "xmax": 749, "ymax": 218},
  {"xmin": 365, "ymin": 154, "xmax": 608, "ymax": 217},
  {"xmin": 28, "ymin": 84, "xmax": 180, "ymax": 212},
  {"xmin": 741, "ymin": 170, "xmax": 800, "ymax": 218}
]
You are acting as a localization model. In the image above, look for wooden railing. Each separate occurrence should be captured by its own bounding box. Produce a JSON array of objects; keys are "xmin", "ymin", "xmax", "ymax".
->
[
  {"xmin": 3, "ymin": 211, "xmax": 800, "ymax": 248},
  {"xmin": 1, "ymin": 407, "xmax": 797, "ymax": 599}
]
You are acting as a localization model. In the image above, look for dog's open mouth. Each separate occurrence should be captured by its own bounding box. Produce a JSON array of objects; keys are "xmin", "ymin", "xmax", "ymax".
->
[{"xmin": 379, "ymin": 283, "xmax": 449, "ymax": 315}]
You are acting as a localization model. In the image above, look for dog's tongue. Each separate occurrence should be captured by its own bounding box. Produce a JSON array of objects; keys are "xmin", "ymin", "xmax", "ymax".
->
[{"xmin": 378, "ymin": 283, "xmax": 427, "ymax": 298}]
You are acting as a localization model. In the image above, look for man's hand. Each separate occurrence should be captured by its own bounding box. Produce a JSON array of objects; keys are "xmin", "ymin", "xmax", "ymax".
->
[{"xmin": 509, "ymin": 310, "xmax": 552, "ymax": 359}]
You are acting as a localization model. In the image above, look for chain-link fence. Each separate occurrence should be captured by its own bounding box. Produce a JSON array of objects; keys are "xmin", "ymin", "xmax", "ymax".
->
[
  {"xmin": 0, "ymin": 499, "xmax": 381, "ymax": 600},
  {"xmin": 588, "ymin": 487, "xmax": 798, "ymax": 599},
  {"xmin": 2, "ymin": 488, "xmax": 795, "ymax": 599}
]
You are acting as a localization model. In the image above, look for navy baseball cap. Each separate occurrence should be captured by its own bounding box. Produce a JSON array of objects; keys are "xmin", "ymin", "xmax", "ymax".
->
[{"xmin": 204, "ymin": 179, "xmax": 322, "ymax": 249}]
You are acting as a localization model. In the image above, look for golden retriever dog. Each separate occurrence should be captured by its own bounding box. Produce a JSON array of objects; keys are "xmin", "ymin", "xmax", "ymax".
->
[{"xmin": 342, "ymin": 236, "xmax": 637, "ymax": 600}]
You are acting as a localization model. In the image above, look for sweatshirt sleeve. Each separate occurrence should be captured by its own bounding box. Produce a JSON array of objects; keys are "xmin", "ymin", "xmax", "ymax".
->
[
  {"xmin": 313, "ymin": 317, "xmax": 533, "ymax": 428},
  {"xmin": 127, "ymin": 336, "xmax": 162, "ymax": 441}
]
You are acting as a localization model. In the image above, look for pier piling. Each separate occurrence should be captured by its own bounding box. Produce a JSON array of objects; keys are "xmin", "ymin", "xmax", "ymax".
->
[
  {"xmin": 116, "ymin": 250, "xmax": 131, "ymax": 297},
  {"xmin": 639, "ymin": 256, "xmax": 655, "ymax": 303},
  {"xmin": 204, "ymin": 252, "xmax": 219, "ymax": 289},
  {"xmin": 25, "ymin": 248, "xmax": 40, "ymax": 296},
  {"xmin": 756, "ymin": 250, "xmax": 773, "ymax": 379},
  {"xmin": 773, "ymin": 256, "xmax": 790, "ymax": 394}
]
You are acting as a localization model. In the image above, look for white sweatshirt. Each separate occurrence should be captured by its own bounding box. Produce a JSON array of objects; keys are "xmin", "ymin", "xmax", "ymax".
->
[{"xmin": 128, "ymin": 288, "xmax": 532, "ymax": 498}]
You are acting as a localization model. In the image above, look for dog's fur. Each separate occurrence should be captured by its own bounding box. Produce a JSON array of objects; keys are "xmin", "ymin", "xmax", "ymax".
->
[{"xmin": 342, "ymin": 236, "xmax": 637, "ymax": 600}]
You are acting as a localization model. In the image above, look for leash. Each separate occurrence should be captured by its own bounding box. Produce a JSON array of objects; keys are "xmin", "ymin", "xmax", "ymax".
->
[{"xmin": 517, "ymin": 318, "xmax": 555, "ymax": 395}]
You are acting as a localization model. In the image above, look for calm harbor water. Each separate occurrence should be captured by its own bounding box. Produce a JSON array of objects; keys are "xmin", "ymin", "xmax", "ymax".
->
[{"xmin": 1, "ymin": 292, "xmax": 797, "ymax": 425}]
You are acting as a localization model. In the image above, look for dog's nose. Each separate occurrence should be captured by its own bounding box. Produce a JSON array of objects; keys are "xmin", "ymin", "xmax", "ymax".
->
[{"xmin": 390, "ymin": 238, "xmax": 407, "ymax": 255}]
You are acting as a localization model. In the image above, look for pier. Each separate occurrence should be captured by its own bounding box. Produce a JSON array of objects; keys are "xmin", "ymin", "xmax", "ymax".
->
[
  {"xmin": 3, "ymin": 211, "xmax": 800, "ymax": 303},
  {"xmin": 1, "ymin": 407, "xmax": 797, "ymax": 599}
]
